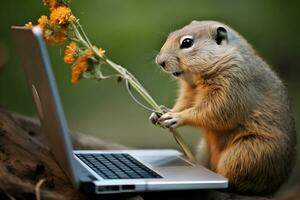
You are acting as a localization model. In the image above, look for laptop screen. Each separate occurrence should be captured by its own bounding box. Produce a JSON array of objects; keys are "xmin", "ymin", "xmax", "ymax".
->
[{"xmin": 11, "ymin": 26, "xmax": 80, "ymax": 187}]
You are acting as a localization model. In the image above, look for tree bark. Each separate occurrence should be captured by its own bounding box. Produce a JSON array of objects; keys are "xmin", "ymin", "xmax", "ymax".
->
[{"xmin": 0, "ymin": 108, "xmax": 298, "ymax": 200}]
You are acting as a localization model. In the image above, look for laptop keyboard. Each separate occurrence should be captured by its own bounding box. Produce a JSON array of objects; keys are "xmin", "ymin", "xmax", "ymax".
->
[{"xmin": 75, "ymin": 153, "xmax": 162, "ymax": 179}]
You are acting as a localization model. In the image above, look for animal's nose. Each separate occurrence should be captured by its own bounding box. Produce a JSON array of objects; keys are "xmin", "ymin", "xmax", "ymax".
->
[
  {"xmin": 156, "ymin": 55, "xmax": 166, "ymax": 68},
  {"xmin": 159, "ymin": 61, "xmax": 166, "ymax": 68}
]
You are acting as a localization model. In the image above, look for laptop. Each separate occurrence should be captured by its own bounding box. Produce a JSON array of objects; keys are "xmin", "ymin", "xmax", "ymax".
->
[{"xmin": 11, "ymin": 26, "xmax": 228, "ymax": 195}]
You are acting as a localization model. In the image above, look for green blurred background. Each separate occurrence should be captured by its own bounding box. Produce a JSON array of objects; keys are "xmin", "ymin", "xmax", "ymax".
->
[{"xmin": 0, "ymin": 0, "xmax": 299, "ymax": 171}]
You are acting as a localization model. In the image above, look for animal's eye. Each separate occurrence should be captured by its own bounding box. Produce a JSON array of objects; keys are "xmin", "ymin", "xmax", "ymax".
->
[{"xmin": 180, "ymin": 37, "xmax": 194, "ymax": 49}]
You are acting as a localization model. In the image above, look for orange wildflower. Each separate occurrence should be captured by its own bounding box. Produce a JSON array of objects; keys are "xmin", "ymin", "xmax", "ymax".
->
[
  {"xmin": 45, "ymin": 27, "xmax": 67, "ymax": 44},
  {"xmin": 71, "ymin": 65, "xmax": 82, "ymax": 84},
  {"xmin": 71, "ymin": 50, "xmax": 93, "ymax": 84},
  {"xmin": 50, "ymin": 6, "xmax": 75, "ymax": 25},
  {"xmin": 25, "ymin": 21, "xmax": 33, "ymax": 28},
  {"xmin": 64, "ymin": 42, "xmax": 77, "ymax": 64},
  {"xmin": 71, "ymin": 58, "xmax": 89, "ymax": 84},
  {"xmin": 38, "ymin": 15, "xmax": 49, "ymax": 30},
  {"xmin": 38, "ymin": 15, "xmax": 67, "ymax": 44},
  {"xmin": 98, "ymin": 48, "xmax": 106, "ymax": 58},
  {"xmin": 43, "ymin": 0, "xmax": 57, "ymax": 10}
]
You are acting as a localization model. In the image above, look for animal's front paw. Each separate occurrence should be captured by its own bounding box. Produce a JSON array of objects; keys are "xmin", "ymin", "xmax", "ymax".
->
[
  {"xmin": 149, "ymin": 105, "xmax": 171, "ymax": 126},
  {"xmin": 149, "ymin": 112, "xmax": 161, "ymax": 125},
  {"xmin": 158, "ymin": 112, "xmax": 183, "ymax": 129},
  {"xmin": 159, "ymin": 105, "xmax": 171, "ymax": 113}
]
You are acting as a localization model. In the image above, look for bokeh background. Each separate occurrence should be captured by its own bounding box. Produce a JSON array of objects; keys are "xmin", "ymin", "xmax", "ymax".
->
[{"xmin": 0, "ymin": 0, "xmax": 299, "ymax": 186}]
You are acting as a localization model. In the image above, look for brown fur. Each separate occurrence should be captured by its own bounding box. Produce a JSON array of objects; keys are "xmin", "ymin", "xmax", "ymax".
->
[{"xmin": 154, "ymin": 20, "xmax": 297, "ymax": 195}]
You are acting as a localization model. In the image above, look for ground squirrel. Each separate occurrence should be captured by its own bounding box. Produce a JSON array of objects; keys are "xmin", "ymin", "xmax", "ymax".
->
[{"xmin": 150, "ymin": 20, "xmax": 297, "ymax": 195}]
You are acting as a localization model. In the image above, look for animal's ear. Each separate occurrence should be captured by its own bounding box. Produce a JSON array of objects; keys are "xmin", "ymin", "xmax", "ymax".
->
[{"xmin": 215, "ymin": 27, "xmax": 227, "ymax": 45}]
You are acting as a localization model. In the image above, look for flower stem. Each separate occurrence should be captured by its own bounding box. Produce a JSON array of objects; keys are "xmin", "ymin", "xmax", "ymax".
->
[
  {"xmin": 70, "ymin": 21, "xmax": 195, "ymax": 162},
  {"xmin": 106, "ymin": 59, "xmax": 195, "ymax": 162}
]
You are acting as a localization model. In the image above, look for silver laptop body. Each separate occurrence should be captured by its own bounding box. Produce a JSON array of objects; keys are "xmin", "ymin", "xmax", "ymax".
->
[{"xmin": 11, "ymin": 26, "xmax": 228, "ymax": 194}]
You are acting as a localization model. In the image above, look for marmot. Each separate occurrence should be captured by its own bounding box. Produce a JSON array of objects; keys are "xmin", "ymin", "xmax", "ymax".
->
[{"xmin": 150, "ymin": 20, "xmax": 297, "ymax": 195}]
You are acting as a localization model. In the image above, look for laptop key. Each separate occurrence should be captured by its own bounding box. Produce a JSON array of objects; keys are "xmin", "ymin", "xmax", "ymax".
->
[{"xmin": 75, "ymin": 153, "xmax": 162, "ymax": 179}]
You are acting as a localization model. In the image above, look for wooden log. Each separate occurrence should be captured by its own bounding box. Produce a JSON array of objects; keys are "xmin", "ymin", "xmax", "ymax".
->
[
  {"xmin": 0, "ymin": 108, "xmax": 298, "ymax": 200},
  {"xmin": 0, "ymin": 108, "xmax": 129, "ymax": 200}
]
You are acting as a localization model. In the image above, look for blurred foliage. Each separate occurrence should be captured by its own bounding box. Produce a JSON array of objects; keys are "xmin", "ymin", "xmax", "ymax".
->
[{"xmin": 0, "ymin": 0, "xmax": 299, "ymax": 155}]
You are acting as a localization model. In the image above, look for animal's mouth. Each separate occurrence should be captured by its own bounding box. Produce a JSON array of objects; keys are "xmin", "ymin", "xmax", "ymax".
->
[{"xmin": 172, "ymin": 71, "xmax": 184, "ymax": 77}]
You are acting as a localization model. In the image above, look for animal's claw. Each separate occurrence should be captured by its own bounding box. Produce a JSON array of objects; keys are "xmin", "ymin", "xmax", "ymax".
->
[{"xmin": 158, "ymin": 112, "xmax": 183, "ymax": 129}]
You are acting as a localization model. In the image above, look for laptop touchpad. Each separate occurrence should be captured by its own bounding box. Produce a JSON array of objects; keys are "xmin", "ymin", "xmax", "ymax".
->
[{"xmin": 139, "ymin": 155, "xmax": 192, "ymax": 167}]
